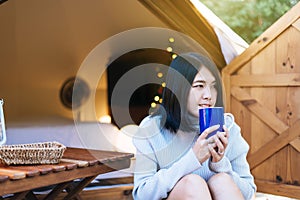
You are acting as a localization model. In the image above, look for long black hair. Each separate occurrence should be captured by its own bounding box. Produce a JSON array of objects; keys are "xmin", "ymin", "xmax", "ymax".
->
[{"xmin": 152, "ymin": 52, "xmax": 224, "ymax": 133}]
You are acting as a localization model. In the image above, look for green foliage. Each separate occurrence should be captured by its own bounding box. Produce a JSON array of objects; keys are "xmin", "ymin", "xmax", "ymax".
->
[{"xmin": 200, "ymin": 0, "xmax": 300, "ymax": 44}]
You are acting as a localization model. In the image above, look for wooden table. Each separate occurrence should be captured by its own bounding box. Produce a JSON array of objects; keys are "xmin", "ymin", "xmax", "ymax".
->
[{"xmin": 0, "ymin": 147, "xmax": 134, "ymax": 200}]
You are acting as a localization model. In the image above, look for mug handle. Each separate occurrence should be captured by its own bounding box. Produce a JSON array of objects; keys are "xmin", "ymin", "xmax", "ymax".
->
[{"xmin": 224, "ymin": 113, "xmax": 235, "ymax": 130}]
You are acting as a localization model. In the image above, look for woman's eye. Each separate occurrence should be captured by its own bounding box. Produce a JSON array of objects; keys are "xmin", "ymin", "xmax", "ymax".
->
[
  {"xmin": 210, "ymin": 83, "xmax": 217, "ymax": 89},
  {"xmin": 193, "ymin": 84, "xmax": 204, "ymax": 88}
]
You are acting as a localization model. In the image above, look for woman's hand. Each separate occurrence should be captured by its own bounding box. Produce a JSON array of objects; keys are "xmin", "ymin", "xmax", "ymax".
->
[
  {"xmin": 209, "ymin": 125, "xmax": 229, "ymax": 163},
  {"xmin": 192, "ymin": 125, "xmax": 220, "ymax": 164}
]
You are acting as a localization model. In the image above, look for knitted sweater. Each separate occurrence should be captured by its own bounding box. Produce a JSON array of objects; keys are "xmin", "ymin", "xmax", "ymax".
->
[{"xmin": 132, "ymin": 115, "xmax": 256, "ymax": 200}]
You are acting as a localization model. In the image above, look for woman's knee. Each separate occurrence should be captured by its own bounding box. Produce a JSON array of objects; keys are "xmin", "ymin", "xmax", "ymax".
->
[
  {"xmin": 208, "ymin": 172, "xmax": 232, "ymax": 185},
  {"xmin": 168, "ymin": 174, "xmax": 211, "ymax": 200},
  {"xmin": 181, "ymin": 174, "xmax": 206, "ymax": 186},
  {"xmin": 208, "ymin": 172, "xmax": 237, "ymax": 190},
  {"xmin": 208, "ymin": 173, "xmax": 244, "ymax": 200}
]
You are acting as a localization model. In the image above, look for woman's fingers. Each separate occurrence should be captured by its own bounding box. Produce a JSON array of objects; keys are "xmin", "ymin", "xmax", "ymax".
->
[
  {"xmin": 223, "ymin": 125, "xmax": 229, "ymax": 138},
  {"xmin": 199, "ymin": 124, "xmax": 220, "ymax": 140},
  {"xmin": 204, "ymin": 125, "xmax": 230, "ymax": 163},
  {"xmin": 213, "ymin": 134, "xmax": 224, "ymax": 154},
  {"xmin": 208, "ymin": 143, "xmax": 219, "ymax": 159},
  {"xmin": 209, "ymin": 141, "xmax": 224, "ymax": 162}
]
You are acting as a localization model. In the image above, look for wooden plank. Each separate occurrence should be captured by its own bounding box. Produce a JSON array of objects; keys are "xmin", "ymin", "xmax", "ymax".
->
[
  {"xmin": 223, "ymin": 4, "xmax": 300, "ymax": 75},
  {"xmin": 231, "ymin": 86, "xmax": 300, "ymax": 152},
  {"xmin": 274, "ymin": 21, "xmax": 300, "ymax": 184},
  {"xmin": 276, "ymin": 25, "xmax": 300, "ymax": 74},
  {"xmin": 292, "ymin": 18, "xmax": 300, "ymax": 31},
  {"xmin": 63, "ymin": 148, "xmax": 133, "ymax": 163},
  {"xmin": 287, "ymin": 84, "xmax": 300, "ymax": 156},
  {"xmin": 27, "ymin": 165, "xmax": 53, "ymax": 175},
  {"xmin": 6, "ymin": 163, "xmax": 68, "ymax": 176},
  {"xmin": 0, "ymin": 168, "xmax": 26, "ymax": 180},
  {"xmin": 94, "ymin": 176, "xmax": 133, "ymax": 186},
  {"xmin": 248, "ymin": 119, "xmax": 300, "ymax": 169},
  {"xmin": 60, "ymin": 159, "xmax": 89, "ymax": 168},
  {"xmin": 249, "ymin": 43, "xmax": 278, "ymax": 181},
  {"xmin": 231, "ymin": 98, "xmax": 253, "ymax": 152},
  {"xmin": 10, "ymin": 191, "xmax": 30, "ymax": 200},
  {"xmin": 0, "ymin": 160, "xmax": 127, "ymax": 196},
  {"xmin": 221, "ymin": 71, "xmax": 231, "ymax": 112},
  {"xmin": 231, "ymin": 73, "xmax": 300, "ymax": 87},
  {"xmin": 255, "ymin": 179, "xmax": 300, "ymax": 199},
  {"xmin": 78, "ymin": 185, "xmax": 133, "ymax": 200},
  {"xmin": 0, "ymin": 148, "xmax": 133, "ymax": 197},
  {"xmin": 24, "ymin": 191, "xmax": 39, "ymax": 200},
  {"xmin": 234, "ymin": 61, "xmax": 252, "ymax": 151},
  {"xmin": 4, "ymin": 166, "xmax": 40, "ymax": 177},
  {"xmin": 36, "ymin": 185, "xmax": 134, "ymax": 200},
  {"xmin": 43, "ymin": 181, "xmax": 72, "ymax": 200},
  {"xmin": 290, "ymin": 146, "xmax": 300, "ymax": 183},
  {"xmin": 64, "ymin": 176, "xmax": 97, "ymax": 200},
  {"xmin": 57, "ymin": 161, "xmax": 78, "ymax": 171},
  {"xmin": 231, "ymin": 87, "xmax": 288, "ymax": 132},
  {"xmin": 0, "ymin": 175, "xmax": 8, "ymax": 183}
]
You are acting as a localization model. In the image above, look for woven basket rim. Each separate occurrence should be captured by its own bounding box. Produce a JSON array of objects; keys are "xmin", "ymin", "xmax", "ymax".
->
[
  {"xmin": 0, "ymin": 141, "xmax": 65, "ymax": 148},
  {"xmin": 0, "ymin": 141, "xmax": 66, "ymax": 165}
]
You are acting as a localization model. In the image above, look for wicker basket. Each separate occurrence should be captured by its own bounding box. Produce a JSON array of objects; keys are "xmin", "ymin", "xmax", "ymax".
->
[{"xmin": 0, "ymin": 141, "xmax": 66, "ymax": 165}]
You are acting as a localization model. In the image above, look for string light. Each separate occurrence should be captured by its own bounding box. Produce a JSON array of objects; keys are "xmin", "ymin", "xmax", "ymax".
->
[
  {"xmin": 149, "ymin": 37, "xmax": 174, "ymax": 110},
  {"xmin": 154, "ymin": 96, "xmax": 160, "ymax": 102},
  {"xmin": 151, "ymin": 102, "xmax": 157, "ymax": 108},
  {"xmin": 169, "ymin": 37, "xmax": 175, "ymax": 43},
  {"xmin": 166, "ymin": 47, "xmax": 173, "ymax": 52},
  {"xmin": 157, "ymin": 72, "xmax": 163, "ymax": 78}
]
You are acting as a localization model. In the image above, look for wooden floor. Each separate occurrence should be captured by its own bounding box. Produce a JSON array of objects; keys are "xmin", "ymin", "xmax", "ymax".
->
[
  {"xmin": 6, "ymin": 189, "xmax": 297, "ymax": 200},
  {"xmin": 75, "ymin": 185, "xmax": 134, "ymax": 200},
  {"xmin": 30, "ymin": 185, "xmax": 134, "ymax": 200},
  {"xmin": 78, "ymin": 189, "xmax": 297, "ymax": 200},
  {"xmin": 255, "ymin": 193, "xmax": 298, "ymax": 200},
  {"xmin": 79, "ymin": 191, "xmax": 297, "ymax": 200},
  {"xmin": 4, "ymin": 179, "xmax": 298, "ymax": 200}
]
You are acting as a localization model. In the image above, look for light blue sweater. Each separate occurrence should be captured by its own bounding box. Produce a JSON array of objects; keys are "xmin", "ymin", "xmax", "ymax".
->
[{"xmin": 132, "ymin": 115, "xmax": 256, "ymax": 200}]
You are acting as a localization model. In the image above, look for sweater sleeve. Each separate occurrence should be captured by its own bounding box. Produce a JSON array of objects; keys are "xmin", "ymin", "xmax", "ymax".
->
[
  {"xmin": 209, "ymin": 123, "xmax": 257, "ymax": 200},
  {"xmin": 132, "ymin": 129, "xmax": 202, "ymax": 200}
]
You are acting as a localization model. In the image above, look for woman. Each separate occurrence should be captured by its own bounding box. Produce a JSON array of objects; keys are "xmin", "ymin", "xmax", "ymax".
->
[{"xmin": 132, "ymin": 52, "xmax": 256, "ymax": 200}]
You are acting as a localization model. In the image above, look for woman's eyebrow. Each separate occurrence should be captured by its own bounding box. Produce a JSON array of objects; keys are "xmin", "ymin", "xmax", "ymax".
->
[{"xmin": 193, "ymin": 80, "xmax": 206, "ymax": 84}]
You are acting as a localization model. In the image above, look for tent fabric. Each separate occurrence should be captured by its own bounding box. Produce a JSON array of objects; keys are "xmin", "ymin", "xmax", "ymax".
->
[
  {"xmin": 139, "ymin": 0, "xmax": 248, "ymax": 68},
  {"xmin": 138, "ymin": 0, "xmax": 227, "ymax": 70},
  {"xmin": 190, "ymin": 0, "xmax": 249, "ymax": 64}
]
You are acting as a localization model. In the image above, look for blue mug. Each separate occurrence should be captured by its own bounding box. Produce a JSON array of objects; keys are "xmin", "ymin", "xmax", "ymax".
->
[{"xmin": 199, "ymin": 107, "xmax": 224, "ymax": 138}]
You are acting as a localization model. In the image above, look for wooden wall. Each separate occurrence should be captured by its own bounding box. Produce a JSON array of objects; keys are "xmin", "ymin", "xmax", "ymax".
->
[{"xmin": 222, "ymin": 2, "xmax": 300, "ymax": 199}]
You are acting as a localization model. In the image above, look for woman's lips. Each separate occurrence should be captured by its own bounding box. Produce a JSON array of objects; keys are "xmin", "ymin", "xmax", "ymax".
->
[{"xmin": 198, "ymin": 104, "xmax": 211, "ymax": 108}]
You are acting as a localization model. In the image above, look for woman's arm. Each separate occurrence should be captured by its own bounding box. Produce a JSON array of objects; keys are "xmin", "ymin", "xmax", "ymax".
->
[
  {"xmin": 133, "ymin": 138, "xmax": 201, "ymax": 200},
  {"xmin": 209, "ymin": 123, "xmax": 257, "ymax": 200}
]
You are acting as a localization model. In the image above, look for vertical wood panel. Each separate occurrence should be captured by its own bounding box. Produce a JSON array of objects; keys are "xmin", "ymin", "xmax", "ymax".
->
[
  {"xmin": 250, "ymin": 35, "xmax": 285, "ymax": 184},
  {"xmin": 276, "ymin": 26, "xmax": 300, "ymax": 185},
  {"xmin": 232, "ymin": 61, "xmax": 252, "ymax": 149},
  {"xmin": 223, "ymin": 4, "xmax": 300, "ymax": 198}
]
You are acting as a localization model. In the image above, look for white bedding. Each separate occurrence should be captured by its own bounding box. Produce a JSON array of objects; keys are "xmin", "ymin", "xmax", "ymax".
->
[
  {"xmin": 4, "ymin": 118, "xmax": 135, "ymax": 180},
  {"xmin": 5, "ymin": 120, "xmax": 119, "ymax": 151}
]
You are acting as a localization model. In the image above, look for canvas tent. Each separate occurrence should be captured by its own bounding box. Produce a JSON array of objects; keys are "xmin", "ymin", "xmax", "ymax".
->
[
  {"xmin": 138, "ymin": 0, "xmax": 248, "ymax": 70},
  {"xmin": 2, "ymin": 0, "xmax": 299, "ymax": 199}
]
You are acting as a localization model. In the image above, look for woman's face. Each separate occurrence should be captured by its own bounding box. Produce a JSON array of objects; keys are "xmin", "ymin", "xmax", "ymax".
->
[{"xmin": 187, "ymin": 66, "xmax": 217, "ymax": 117}]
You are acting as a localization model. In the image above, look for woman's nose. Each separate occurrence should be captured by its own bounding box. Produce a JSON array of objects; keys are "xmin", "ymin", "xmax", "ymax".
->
[{"xmin": 203, "ymin": 86, "xmax": 212, "ymax": 100}]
